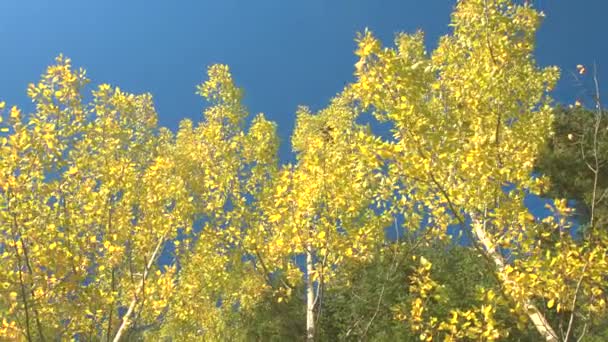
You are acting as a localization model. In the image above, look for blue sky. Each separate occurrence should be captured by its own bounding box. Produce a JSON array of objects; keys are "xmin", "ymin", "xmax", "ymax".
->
[{"xmin": 0, "ymin": 0, "xmax": 606, "ymax": 161}]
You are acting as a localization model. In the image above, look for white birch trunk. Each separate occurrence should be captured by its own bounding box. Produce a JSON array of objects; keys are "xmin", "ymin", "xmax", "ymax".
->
[
  {"xmin": 306, "ymin": 244, "xmax": 315, "ymax": 342},
  {"xmin": 471, "ymin": 216, "xmax": 558, "ymax": 342}
]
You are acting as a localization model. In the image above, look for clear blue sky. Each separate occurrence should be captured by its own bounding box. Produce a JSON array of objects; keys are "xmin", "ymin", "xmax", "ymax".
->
[{"xmin": 0, "ymin": 0, "xmax": 606, "ymax": 161}]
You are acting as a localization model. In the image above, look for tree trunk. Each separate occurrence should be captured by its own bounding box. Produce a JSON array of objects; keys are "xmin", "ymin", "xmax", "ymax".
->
[
  {"xmin": 471, "ymin": 216, "xmax": 558, "ymax": 342},
  {"xmin": 306, "ymin": 244, "xmax": 315, "ymax": 342}
]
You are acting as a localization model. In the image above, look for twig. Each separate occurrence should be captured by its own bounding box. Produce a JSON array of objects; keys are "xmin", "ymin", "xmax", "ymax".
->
[
  {"xmin": 564, "ymin": 262, "xmax": 588, "ymax": 341},
  {"xmin": 589, "ymin": 63, "xmax": 603, "ymax": 229},
  {"xmin": 112, "ymin": 236, "xmax": 165, "ymax": 342}
]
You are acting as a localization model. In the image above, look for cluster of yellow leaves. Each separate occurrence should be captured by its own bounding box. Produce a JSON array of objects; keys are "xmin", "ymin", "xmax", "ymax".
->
[
  {"xmin": 500, "ymin": 200, "xmax": 608, "ymax": 321},
  {"xmin": 400, "ymin": 257, "xmax": 505, "ymax": 341}
]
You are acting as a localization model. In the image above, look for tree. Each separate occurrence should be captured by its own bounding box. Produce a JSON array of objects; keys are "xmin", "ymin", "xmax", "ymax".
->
[
  {"xmin": 317, "ymin": 238, "xmax": 538, "ymax": 341},
  {"xmin": 534, "ymin": 73, "xmax": 608, "ymax": 339},
  {"xmin": 257, "ymin": 96, "xmax": 391, "ymax": 341},
  {"xmin": 148, "ymin": 64, "xmax": 281, "ymax": 340},
  {"xmin": 230, "ymin": 235, "xmax": 545, "ymax": 341},
  {"xmin": 0, "ymin": 59, "xmax": 280, "ymax": 342},
  {"xmin": 0, "ymin": 55, "xmax": 193, "ymax": 340},
  {"xmin": 346, "ymin": 0, "xmax": 608, "ymax": 340},
  {"xmin": 535, "ymin": 105, "xmax": 608, "ymax": 231}
]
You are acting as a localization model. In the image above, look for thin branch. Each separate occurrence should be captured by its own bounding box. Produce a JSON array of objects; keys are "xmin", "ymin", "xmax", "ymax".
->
[
  {"xmin": 8, "ymin": 189, "xmax": 44, "ymax": 341},
  {"xmin": 17, "ymin": 239, "xmax": 45, "ymax": 341},
  {"xmin": 13, "ymin": 241, "xmax": 32, "ymax": 342},
  {"xmin": 106, "ymin": 196, "xmax": 116, "ymax": 341},
  {"xmin": 361, "ymin": 240, "xmax": 399, "ymax": 338},
  {"xmin": 564, "ymin": 262, "xmax": 588, "ymax": 342},
  {"xmin": 576, "ymin": 322, "xmax": 588, "ymax": 342},
  {"xmin": 596, "ymin": 187, "xmax": 608, "ymax": 204},
  {"xmin": 589, "ymin": 63, "xmax": 603, "ymax": 229},
  {"xmin": 112, "ymin": 236, "xmax": 165, "ymax": 342}
]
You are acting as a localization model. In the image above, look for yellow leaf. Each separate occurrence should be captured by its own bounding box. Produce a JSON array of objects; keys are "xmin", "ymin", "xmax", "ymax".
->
[
  {"xmin": 9, "ymin": 106, "xmax": 20, "ymax": 119},
  {"xmin": 66, "ymin": 166, "xmax": 78, "ymax": 175},
  {"xmin": 269, "ymin": 213, "xmax": 282, "ymax": 223},
  {"xmin": 525, "ymin": 213, "xmax": 535, "ymax": 222},
  {"xmin": 547, "ymin": 298, "xmax": 555, "ymax": 309}
]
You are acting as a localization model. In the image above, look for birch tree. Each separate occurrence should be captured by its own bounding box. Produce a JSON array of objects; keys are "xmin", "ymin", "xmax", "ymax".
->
[
  {"xmin": 347, "ymin": 0, "xmax": 608, "ymax": 340},
  {"xmin": 0, "ymin": 56, "xmax": 193, "ymax": 340},
  {"xmin": 258, "ymin": 96, "xmax": 391, "ymax": 341},
  {"xmin": 154, "ymin": 64, "xmax": 281, "ymax": 340}
]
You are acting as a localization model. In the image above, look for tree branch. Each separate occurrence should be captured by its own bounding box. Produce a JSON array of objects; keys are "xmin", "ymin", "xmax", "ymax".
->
[{"xmin": 112, "ymin": 236, "xmax": 164, "ymax": 342}]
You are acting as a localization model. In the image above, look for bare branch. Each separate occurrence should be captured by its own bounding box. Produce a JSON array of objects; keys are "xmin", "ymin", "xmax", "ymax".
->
[
  {"xmin": 564, "ymin": 262, "xmax": 588, "ymax": 342},
  {"xmin": 112, "ymin": 236, "xmax": 165, "ymax": 342}
]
